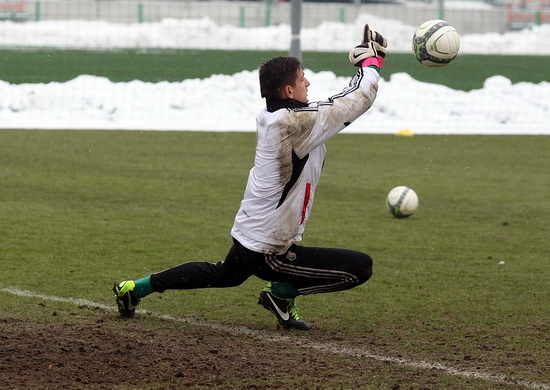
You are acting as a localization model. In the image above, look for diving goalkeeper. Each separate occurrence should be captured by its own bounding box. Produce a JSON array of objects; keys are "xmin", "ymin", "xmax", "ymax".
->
[{"xmin": 113, "ymin": 24, "xmax": 387, "ymax": 330}]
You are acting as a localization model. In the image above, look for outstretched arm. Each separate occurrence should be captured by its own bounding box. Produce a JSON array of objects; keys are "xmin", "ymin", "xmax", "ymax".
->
[{"xmin": 291, "ymin": 24, "xmax": 388, "ymax": 157}]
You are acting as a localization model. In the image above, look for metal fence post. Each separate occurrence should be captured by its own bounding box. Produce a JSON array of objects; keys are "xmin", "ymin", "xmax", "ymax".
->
[
  {"xmin": 289, "ymin": 0, "xmax": 302, "ymax": 60},
  {"xmin": 35, "ymin": 1, "xmax": 41, "ymax": 21},
  {"xmin": 138, "ymin": 3, "xmax": 144, "ymax": 23},
  {"xmin": 265, "ymin": 0, "xmax": 272, "ymax": 27}
]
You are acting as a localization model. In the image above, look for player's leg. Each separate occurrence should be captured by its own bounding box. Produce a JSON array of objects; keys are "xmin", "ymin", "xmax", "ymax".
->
[
  {"xmin": 149, "ymin": 244, "xmax": 251, "ymax": 291},
  {"xmin": 113, "ymin": 244, "xmax": 252, "ymax": 317},
  {"xmin": 273, "ymin": 245, "xmax": 373, "ymax": 295},
  {"xmin": 251, "ymin": 245, "xmax": 372, "ymax": 295},
  {"xmin": 243, "ymin": 243, "xmax": 372, "ymax": 330}
]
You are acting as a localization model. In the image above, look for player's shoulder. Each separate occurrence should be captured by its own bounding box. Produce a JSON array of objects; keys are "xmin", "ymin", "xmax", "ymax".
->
[{"xmin": 292, "ymin": 104, "xmax": 319, "ymax": 112}]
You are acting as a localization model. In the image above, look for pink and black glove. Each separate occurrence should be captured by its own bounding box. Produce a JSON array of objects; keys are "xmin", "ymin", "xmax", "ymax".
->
[{"xmin": 348, "ymin": 24, "xmax": 388, "ymax": 70}]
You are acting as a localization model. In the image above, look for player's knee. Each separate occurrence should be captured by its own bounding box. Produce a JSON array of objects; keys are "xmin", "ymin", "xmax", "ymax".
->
[{"xmin": 356, "ymin": 253, "xmax": 373, "ymax": 283}]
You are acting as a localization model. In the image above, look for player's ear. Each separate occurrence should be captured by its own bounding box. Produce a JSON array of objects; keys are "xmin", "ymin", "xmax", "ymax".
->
[{"xmin": 281, "ymin": 85, "xmax": 293, "ymax": 99}]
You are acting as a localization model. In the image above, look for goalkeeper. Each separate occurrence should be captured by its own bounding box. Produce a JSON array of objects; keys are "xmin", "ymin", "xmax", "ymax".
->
[{"xmin": 113, "ymin": 24, "xmax": 387, "ymax": 330}]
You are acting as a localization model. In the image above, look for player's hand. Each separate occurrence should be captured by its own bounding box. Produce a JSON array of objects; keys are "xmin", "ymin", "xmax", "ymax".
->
[{"xmin": 348, "ymin": 24, "xmax": 387, "ymax": 69}]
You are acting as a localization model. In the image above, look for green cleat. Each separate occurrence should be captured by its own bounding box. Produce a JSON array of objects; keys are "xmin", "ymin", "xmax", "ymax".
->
[{"xmin": 113, "ymin": 281, "xmax": 140, "ymax": 318}]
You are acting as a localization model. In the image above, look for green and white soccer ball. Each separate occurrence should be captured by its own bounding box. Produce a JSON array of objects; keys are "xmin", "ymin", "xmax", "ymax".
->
[
  {"xmin": 386, "ymin": 186, "xmax": 419, "ymax": 218},
  {"xmin": 412, "ymin": 19, "xmax": 460, "ymax": 67}
]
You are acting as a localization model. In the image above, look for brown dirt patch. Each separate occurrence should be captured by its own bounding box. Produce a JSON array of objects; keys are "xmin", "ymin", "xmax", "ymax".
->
[{"xmin": 0, "ymin": 311, "xmax": 543, "ymax": 390}]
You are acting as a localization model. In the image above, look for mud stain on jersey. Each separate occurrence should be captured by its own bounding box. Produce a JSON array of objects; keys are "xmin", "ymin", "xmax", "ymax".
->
[{"xmin": 277, "ymin": 110, "xmax": 315, "ymax": 185}]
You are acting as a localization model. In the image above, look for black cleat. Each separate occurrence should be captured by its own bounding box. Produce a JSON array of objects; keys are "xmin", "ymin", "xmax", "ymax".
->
[{"xmin": 258, "ymin": 290, "xmax": 310, "ymax": 331}]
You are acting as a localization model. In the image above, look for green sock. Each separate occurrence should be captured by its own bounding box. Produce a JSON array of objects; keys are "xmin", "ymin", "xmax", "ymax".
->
[
  {"xmin": 271, "ymin": 282, "xmax": 299, "ymax": 299},
  {"xmin": 133, "ymin": 276, "xmax": 155, "ymax": 299}
]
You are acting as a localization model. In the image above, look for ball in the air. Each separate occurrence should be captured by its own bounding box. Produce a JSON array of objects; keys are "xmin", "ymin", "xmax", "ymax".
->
[
  {"xmin": 412, "ymin": 19, "xmax": 460, "ymax": 67},
  {"xmin": 386, "ymin": 186, "xmax": 419, "ymax": 218}
]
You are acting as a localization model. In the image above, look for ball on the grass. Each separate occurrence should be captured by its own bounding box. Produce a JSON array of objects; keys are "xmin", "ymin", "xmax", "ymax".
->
[
  {"xmin": 412, "ymin": 19, "xmax": 460, "ymax": 67},
  {"xmin": 386, "ymin": 186, "xmax": 419, "ymax": 218}
]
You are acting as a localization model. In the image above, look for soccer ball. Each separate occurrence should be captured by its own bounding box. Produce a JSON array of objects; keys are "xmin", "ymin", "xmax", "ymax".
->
[
  {"xmin": 386, "ymin": 186, "xmax": 419, "ymax": 218},
  {"xmin": 412, "ymin": 19, "xmax": 460, "ymax": 67}
]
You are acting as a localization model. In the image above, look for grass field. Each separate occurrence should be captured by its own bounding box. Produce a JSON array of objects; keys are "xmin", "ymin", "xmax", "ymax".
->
[
  {"xmin": 2, "ymin": 49, "xmax": 550, "ymax": 91},
  {"xmin": 1, "ymin": 130, "xmax": 549, "ymax": 389}
]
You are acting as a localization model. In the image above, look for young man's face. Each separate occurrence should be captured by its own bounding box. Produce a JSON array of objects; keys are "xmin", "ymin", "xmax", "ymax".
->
[{"xmin": 285, "ymin": 69, "xmax": 310, "ymax": 104}]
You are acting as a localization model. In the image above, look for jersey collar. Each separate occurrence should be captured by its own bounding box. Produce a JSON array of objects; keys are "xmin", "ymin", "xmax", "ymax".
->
[{"xmin": 266, "ymin": 98, "xmax": 308, "ymax": 113}]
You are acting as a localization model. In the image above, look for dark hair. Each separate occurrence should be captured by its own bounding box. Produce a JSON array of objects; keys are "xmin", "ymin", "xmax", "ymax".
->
[{"xmin": 258, "ymin": 56, "xmax": 303, "ymax": 99}]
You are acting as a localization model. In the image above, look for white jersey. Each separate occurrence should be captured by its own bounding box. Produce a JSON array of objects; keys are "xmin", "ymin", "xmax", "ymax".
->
[{"xmin": 231, "ymin": 67, "xmax": 380, "ymax": 254}]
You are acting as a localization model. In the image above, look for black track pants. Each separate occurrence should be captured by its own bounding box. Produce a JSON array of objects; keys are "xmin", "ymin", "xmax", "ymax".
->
[{"xmin": 150, "ymin": 239, "xmax": 372, "ymax": 295}]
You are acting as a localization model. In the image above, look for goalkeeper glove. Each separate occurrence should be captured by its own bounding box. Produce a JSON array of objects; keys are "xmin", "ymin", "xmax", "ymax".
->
[{"xmin": 348, "ymin": 24, "xmax": 388, "ymax": 69}]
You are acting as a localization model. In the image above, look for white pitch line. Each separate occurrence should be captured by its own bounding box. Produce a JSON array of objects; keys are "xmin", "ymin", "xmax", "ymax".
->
[{"xmin": 2, "ymin": 286, "xmax": 549, "ymax": 390}]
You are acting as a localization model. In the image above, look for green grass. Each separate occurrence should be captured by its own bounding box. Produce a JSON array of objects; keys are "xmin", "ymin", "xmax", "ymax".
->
[
  {"xmin": 1, "ymin": 131, "xmax": 549, "ymax": 387},
  {"xmin": 2, "ymin": 49, "xmax": 549, "ymax": 90}
]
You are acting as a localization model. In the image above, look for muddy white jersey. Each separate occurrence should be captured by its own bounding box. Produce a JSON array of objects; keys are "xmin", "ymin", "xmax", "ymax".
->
[{"xmin": 231, "ymin": 66, "xmax": 380, "ymax": 254}]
